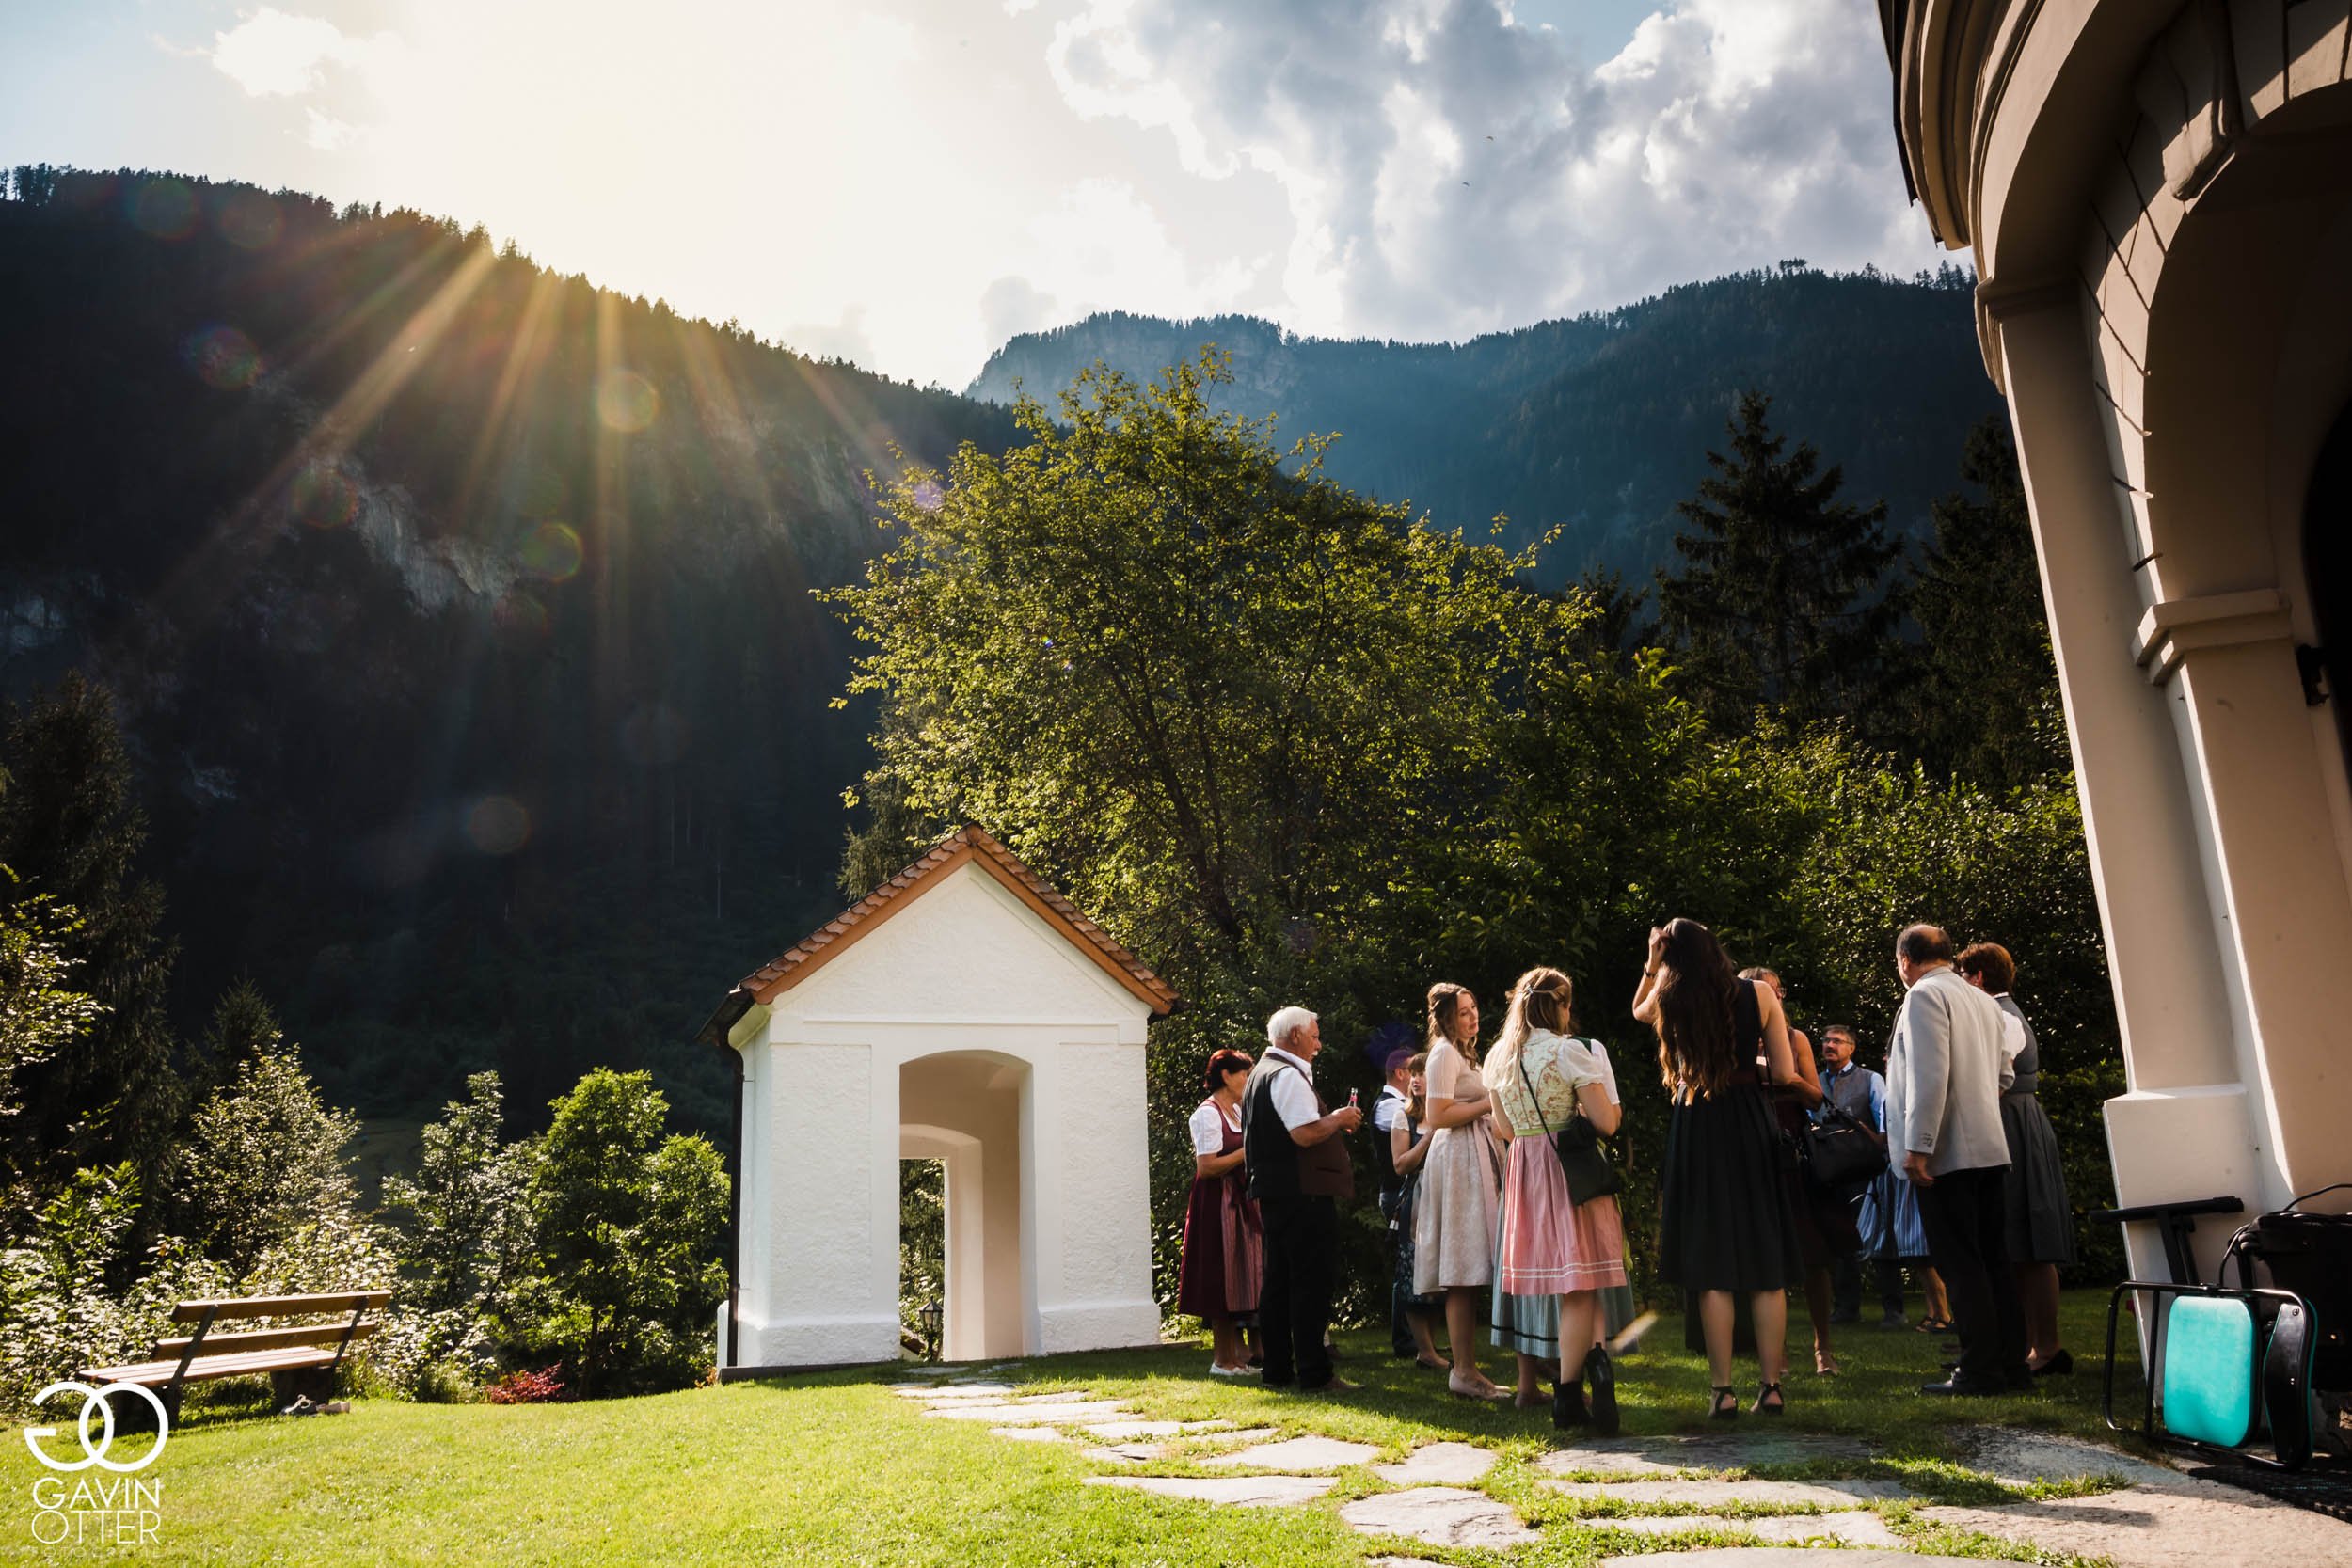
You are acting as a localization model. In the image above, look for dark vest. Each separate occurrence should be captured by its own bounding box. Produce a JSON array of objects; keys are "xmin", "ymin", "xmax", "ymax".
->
[
  {"xmin": 1368, "ymin": 1088, "xmax": 1405, "ymax": 1197},
  {"xmin": 1242, "ymin": 1054, "xmax": 1357, "ymax": 1202}
]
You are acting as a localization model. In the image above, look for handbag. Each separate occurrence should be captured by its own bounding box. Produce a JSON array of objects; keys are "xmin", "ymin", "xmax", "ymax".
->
[
  {"xmin": 1519, "ymin": 1045, "xmax": 1623, "ymax": 1205},
  {"xmin": 1801, "ymin": 1097, "xmax": 1888, "ymax": 1195}
]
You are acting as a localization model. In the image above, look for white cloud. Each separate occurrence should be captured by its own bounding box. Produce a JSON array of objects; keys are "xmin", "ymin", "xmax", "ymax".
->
[
  {"xmin": 1039, "ymin": 0, "xmax": 1938, "ymax": 342},
  {"xmin": 210, "ymin": 7, "xmax": 393, "ymax": 99},
  {"xmin": 304, "ymin": 108, "xmax": 358, "ymax": 150}
]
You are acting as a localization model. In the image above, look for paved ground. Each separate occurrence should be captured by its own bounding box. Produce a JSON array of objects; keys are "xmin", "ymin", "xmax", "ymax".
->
[{"xmin": 886, "ymin": 1376, "xmax": 2352, "ymax": 1562}]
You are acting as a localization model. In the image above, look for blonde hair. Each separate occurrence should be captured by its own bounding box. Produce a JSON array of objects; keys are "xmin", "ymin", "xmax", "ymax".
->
[{"xmin": 1483, "ymin": 967, "xmax": 1574, "ymax": 1098}]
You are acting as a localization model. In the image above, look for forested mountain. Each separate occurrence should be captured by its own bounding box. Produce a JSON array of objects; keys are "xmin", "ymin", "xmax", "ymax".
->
[
  {"xmin": 969, "ymin": 262, "xmax": 2001, "ymax": 582},
  {"xmin": 0, "ymin": 166, "xmax": 1018, "ymax": 1133},
  {"xmin": 0, "ymin": 166, "xmax": 2003, "ymax": 1139}
]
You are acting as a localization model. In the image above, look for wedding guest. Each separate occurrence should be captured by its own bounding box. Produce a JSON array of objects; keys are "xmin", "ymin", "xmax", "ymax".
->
[
  {"xmin": 1741, "ymin": 966, "xmax": 1848, "ymax": 1376},
  {"xmin": 1636, "ymin": 918, "xmax": 1804, "ymax": 1419},
  {"xmin": 1241, "ymin": 1006, "xmax": 1363, "ymax": 1394},
  {"xmin": 1178, "ymin": 1048, "xmax": 1263, "ymax": 1375},
  {"xmin": 1816, "ymin": 1024, "xmax": 1905, "ymax": 1327},
  {"xmin": 1958, "ymin": 942, "xmax": 2075, "ymax": 1376},
  {"xmin": 1388, "ymin": 1053, "xmax": 1447, "ymax": 1369},
  {"xmin": 1490, "ymin": 1014, "xmax": 1637, "ymax": 1402},
  {"xmin": 1486, "ymin": 968, "xmax": 1628, "ymax": 1433},
  {"xmin": 1413, "ymin": 982, "xmax": 1507, "ymax": 1401},
  {"xmin": 1370, "ymin": 1048, "xmax": 1418, "ymax": 1359},
  {"xmin": 1886, "ymin": 925, "xmax": 2027, "ymax": 1396}
]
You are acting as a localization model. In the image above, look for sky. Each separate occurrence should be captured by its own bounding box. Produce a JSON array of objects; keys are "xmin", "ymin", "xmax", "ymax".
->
[{"xmin": 2, "ymin": 1, "xmax": 1946, "ymax": 389}]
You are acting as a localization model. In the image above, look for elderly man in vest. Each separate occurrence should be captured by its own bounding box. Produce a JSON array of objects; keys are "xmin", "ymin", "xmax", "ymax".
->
[
  {"xmin": 1241, "ymin": 1006, "xmax": 1362, "ymax": 1393},
  {"xmin": 1885, "ymin": 923, "xmax": 2027, "ymax": 1395}
]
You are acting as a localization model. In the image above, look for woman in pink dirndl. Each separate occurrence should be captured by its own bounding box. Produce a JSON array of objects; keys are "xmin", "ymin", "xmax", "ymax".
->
[
  {"xmin": 1177, "ymin": 1048, "xmax": 1263, "ymax": 1375},
  {"xmin": 1484, "ymin": 966, "xmax": 1628, "ymax": 1433}
]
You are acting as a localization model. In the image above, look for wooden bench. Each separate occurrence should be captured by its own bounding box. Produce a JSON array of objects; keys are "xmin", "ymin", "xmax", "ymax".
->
[{"xmin": 82, "ymin": 1290, "xmax": 392, "ymax": 1418}]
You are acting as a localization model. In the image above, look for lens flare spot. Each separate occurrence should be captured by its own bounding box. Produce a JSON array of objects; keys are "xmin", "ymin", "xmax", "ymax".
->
[
  {"xmin": 183, "ymin": 325, "xmax": 262, "ymax": 390},
  {"xmin": 128, "ymin": 176, "xmax": 198, "ymax": 240},
  {"xmin": 596, "ymin": 368, "xmax": 658, "ymax": 433},
  {"xmin": 911, "ymin": 479, "xmax": 945, "ymax": 513},
  {"xmin": 290, "ymin": 461, "xmax": 359, "ymax": 530},
  {"xmin": 465, "ymin": 796, "xmax": 532, "ymax": 856},
  {"xmin": 216, "ymin": 190, "xmax": 283, "ymax": 250},
  {"xmin": 518, "ymin": 521, "xmax": 583, "ymax": 583},
  {"xmin": 493, "ymin": 592, "xmax": 549, "ymax": 638}
]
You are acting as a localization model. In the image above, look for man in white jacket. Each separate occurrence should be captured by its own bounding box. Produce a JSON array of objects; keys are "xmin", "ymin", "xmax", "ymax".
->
[{"xmin": 1885, "ymin": 923, "xmax": 2028, "ymax": 1395}]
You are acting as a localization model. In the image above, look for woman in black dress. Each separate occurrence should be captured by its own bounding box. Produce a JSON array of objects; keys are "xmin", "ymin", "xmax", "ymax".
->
[{"xmin": 1636, "ymin": 918, "xmax": 1805, "ymax": 1419}]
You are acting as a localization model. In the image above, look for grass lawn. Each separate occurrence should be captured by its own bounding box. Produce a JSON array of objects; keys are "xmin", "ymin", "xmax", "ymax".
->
[{"xmin": 3, "ymin": 1291, "xmax": 2150, "ymax": 1565}]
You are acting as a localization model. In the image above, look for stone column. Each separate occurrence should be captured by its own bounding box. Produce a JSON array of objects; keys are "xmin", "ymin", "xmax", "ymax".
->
[{"xmin": 1995, "ymin": 298, "xmax": 2262, "ymax": 1278}]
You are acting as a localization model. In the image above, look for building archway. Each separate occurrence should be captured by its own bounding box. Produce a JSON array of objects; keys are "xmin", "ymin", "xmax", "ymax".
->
[
  {"xmin": 899, "ymin": 1050, "xmax": 1028, "ymax": 1361},
  {"xmin": 2307, "ymin": 400, "xmax": 2352, "ymax": 788}
]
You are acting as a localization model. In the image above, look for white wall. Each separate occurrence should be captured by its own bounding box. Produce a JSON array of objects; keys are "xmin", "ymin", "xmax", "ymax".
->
[{"xmin": 725, "ymin": 861, "xmax": 1163, "ymax": 1369}]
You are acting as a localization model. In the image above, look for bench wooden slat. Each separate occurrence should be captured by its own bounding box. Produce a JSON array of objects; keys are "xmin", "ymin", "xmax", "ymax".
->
[
  {"xmin": 170, "ymin": 1290, "xmax": 391, "ymax": 1323},
  {"xmin": 154, "ymin": 1321, "xmax": 379, "ymax": 1359},
  {"xmin": 82, "ymin": 1346, "xmax": 342, "ymax": 1386}
]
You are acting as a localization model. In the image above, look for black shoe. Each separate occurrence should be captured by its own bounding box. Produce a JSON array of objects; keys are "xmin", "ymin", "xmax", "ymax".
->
[
  {"xmin": 1323, "ymin": 1341, "xmax": 1345, "ymax": 1362},
  {"xmin": 2031, "ymin": 1349, "xmax": 2074, "ymax": 1377},
  {"xmin": 1826, "ymin": 1310, "xmax": 1861, "ymax": 1325},
  {"xmin": 1918, "ymin": 1376, "xmax": 2007, "ymax": 1397},
  {"xmin": 1584, "ymin": 1347, "xmax": 1619, "ymax": 1437},
  {"xmin": 1753, "ymin": 1380, "xmax": 1785, "ymax": 1416},
  {"xmin": 1878, "ymin": 1311, "xmax": 1907, "ymax": 1329},
  {"xmin": 1708, "ymin": 1385, "xmax": 1739, "ymax": 1421},
  {"xmin": 1551, "ymin": 1376, "xmax": 1589, "ymax": 1430}
]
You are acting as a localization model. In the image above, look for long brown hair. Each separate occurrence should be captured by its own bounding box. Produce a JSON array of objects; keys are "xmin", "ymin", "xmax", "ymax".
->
[
  {"xmin": 1425, "ymin": 981, "xmax": 1479, "ymax": 1064},
  {"xmin": 1652, "ymin": 917, "xmax": 1741, "ymax": 1097},
  {"xmin": 1404, "ymin": 1051, "xmax": 1430, "ymax": 1125}
]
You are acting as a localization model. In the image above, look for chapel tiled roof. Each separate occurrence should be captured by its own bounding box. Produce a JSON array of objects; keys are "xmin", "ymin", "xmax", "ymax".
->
[{"xmin": 731, "ymin": 824, "xmax": 1178, "ymax": 1014}]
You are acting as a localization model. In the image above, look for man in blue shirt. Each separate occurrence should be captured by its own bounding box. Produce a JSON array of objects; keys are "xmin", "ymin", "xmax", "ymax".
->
[{"xmin": 1815, "ymin": 1023, "xmax": 1904, "ymax": 1327}]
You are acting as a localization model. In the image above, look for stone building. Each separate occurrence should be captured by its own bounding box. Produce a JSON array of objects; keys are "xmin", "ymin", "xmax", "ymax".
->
[
  {"xmin": 1880, "ymin": 2, "xmax": 2352, "ymax": 1277},
  {"xmin": 700, "ymin": 825, "xmax": 1174, "ymax": 1371}
]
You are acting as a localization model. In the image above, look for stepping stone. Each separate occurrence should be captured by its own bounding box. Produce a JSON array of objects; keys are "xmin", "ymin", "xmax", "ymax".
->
[
  {"xmin": 1371, "ymin": 1442, "xmax": 1497, "ymax": 1485},
  {"xmin": 1187, "ymin": 1426, "xmax": 1279, "ymax": 1447},
  {"xmin": 1658, "ymin": 1433, "xmax": 1874, "ymax": 1469},
  {"xmin": 1915, "ymin": 1480, "xmax": 2352, "ymax": 1568},
  {"xmin": 1538, "ymin": 1446, "xmax": 1694, "ymax": 1478},
  {"xmin": 928, "ymin": 1400, "xmax": 1134, "ymax": 1424},
  {"xmin": 989, "ymin": 1426, "xmax": 1069, "ymax": 1442},
  {"xmin": 1367, "ymin": 1560, "xmax": 1450, "ymax": 1568},
  {"xmin": 1089, "ymin": 1474, "xmax": 1338, "ymax": 1508},
  {"xmin": 1084, "ymin": 1443, "xmax": 1165, "ymax": 1464},
  {"xmin": 1599, "ymin": 1553, "xmax": 1988, "ymax": 1567},
  {"xmin": 1081, "ymin": 1419, "xmax": 1230, "ymax": 1441},
  {"xmin": 1600, "ymin": 1513, "xmax": 1901, "ymax": 1546},
  {"xmin": 1956, "ymin": 1430, "xmax": 2185, "ymax": 1491},
  {"xmin": 898, "ymin": 1381, "xmax": 1016, "ymax": 1399},
  {"xmin": 1012, "ymin": 1388, "xmax": 1090, "ymax": 1402},
  {"xmin": 1204, "ymin": 1435, "xmax": 1378, "ymax": 1471},
  {"xmin": 1545, "ymin": 1477, "xmax": 1912, "ymax": 1509},
  {"xmin": 1341, "ymin": 1487, "xmax": 1538, "ymax": 1548}
]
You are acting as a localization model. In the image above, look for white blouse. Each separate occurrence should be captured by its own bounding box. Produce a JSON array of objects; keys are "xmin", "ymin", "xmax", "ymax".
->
[
  {"xmin": 1491, "ymin": 1030, "xmax": 1608, "ymax": 1138},
  {"xmin": 1189, "ymin": 1099, "xmax": 1240, "ymax": 1156}
]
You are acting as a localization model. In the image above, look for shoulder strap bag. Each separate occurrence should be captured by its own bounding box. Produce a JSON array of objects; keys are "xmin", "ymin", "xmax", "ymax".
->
[
  {"xmin": 1801, "ymin": 1094, "xmax": 1888, "ymax": 1196},
  {"xmin": 1519, "ymin": 1044, "xmax": 1623, "ymax": 1206}
]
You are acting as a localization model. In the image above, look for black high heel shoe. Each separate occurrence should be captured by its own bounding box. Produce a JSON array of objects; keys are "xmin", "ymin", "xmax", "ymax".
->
[
  {"xmin": 2030, "ymin": 1348, "xmax": 2074, "ymax": 1377},
  {"xmin": 1551, "ymin": 1373, "xmax": 1588, "ymax": 1430},
  {"xmin": 1708, "ymin": 1384, "xmax": 1739, "ymax": 1420},
  {"xmin": 1754, "ymin": 1380, "xmax": 1785, "ymax": 1416},
  {"xmin": 1584, "ymin": 1346, "xmax": 1619, "ymax": 1437}
]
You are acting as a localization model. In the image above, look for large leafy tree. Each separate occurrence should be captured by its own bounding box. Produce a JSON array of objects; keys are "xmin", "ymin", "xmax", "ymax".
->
[
  {"xmin": 829, "ymin": 351, "xmax": 1555, "ymax": 1015},
  {"xmin": 1657, "ymin": 390, "xmax": 1903, "ymax": 732}
]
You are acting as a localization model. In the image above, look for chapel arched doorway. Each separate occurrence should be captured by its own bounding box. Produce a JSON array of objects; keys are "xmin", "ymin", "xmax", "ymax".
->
[
  {"xmin": 2305, "ymin": 400, "xmax": 2352, "ymax": 789},
  {"xmin": 899, "ymin": 1050, "xmax": 1029, "ymax": 1361}
]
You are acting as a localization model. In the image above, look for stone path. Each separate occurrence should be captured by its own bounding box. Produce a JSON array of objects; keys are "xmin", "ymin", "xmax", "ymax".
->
[{"xmin": 885, "ymin": 1370, "xmax": 2352, "ymax": 1562}]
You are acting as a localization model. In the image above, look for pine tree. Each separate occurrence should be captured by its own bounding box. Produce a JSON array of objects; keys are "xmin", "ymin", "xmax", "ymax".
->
[
  {"xmin": 198, "ymin": 977, "xmax": 284, "ymax": 1086},
  {"xmin": 1657, "ymin": 390, "xmax": 1903, "ymax": 732},
  {"xmin": 0, "ymin": 674, "xmax": 182, "ymax": 1205},
  {"xmin": 1892, "ymin": 417, "xmax": 2069, "ymax": 788}
]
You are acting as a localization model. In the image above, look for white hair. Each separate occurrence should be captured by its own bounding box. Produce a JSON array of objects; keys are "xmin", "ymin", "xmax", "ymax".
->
[{"xmin": 1265, "ymin": 1006, "xmax": 1317, "ymax": 1051}]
